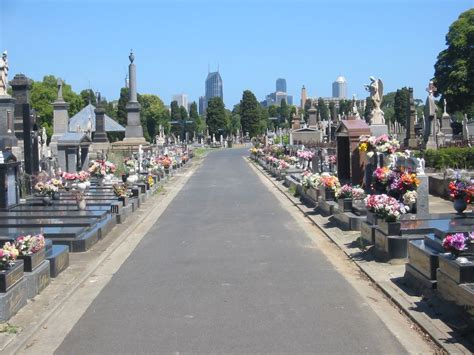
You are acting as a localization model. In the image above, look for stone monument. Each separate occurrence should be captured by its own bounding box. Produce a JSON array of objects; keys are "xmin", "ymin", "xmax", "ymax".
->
[
  {"xmin": 365, "ymin": 76, "xmax": 388, "ymax": 136},
  {"xmin": 113, "ymin": 51, "xmax": 148, "ymax": 149},
  {"xmin": 89, "ymin": 92, "xmax": 110, "ymax": 152},
  {"xmin": 0, "ymin": 51, "xmax": 18, "ymax": 151},
  {"xmin": 291, "ymin": 112, "xmax": 301, "ymax": 130},
  {"xmin": 307, "ymin": 101, "xmax": 317, "ymax": 127},
  {"xmin": 49, "ymin": 78, "xmax": 70, "ymax": 155},
  {"xmin": 423, "ymin": 81, "xmax": 438, "ymax": 150},
  {"xmin": 10, "ymin": 74, "xmax": 33, "ymax": 142},
  {"xmin": 440, "ymin": 99, "xmax": 452, "ymax": 141},
  {"xmin": 404, "ymin": 88, "xmax": 418, "ymax": 149}
]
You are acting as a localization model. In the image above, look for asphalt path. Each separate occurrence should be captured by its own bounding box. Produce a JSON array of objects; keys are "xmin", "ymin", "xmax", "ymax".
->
[{"xmin": 55, "ymin": 148, "xmax": 406, "ymax": 354}]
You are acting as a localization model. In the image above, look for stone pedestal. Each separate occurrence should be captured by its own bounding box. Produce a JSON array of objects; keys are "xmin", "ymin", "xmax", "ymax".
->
[
  {"xmin": 416, "ymin": 175, "xmax": 429, "ymax": 218},
  {"xmin": 0, "ymin": 96, "xmax": 18, "ymax": 150},
  {"xmin": 50, "ymin": 99, "xmax": 70, "ymax": 155},
  {"xmin": 90, "ymin": 106, "xmax": 110, "ymax": 153}
]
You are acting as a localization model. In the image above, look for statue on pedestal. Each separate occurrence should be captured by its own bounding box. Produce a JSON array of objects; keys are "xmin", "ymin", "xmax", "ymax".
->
[
  {"xmin": 364, "ymin": 76, "xmax": 384, "ymax": 124},
  {"xmin": 0, "ymin": 51, "xmax": 9, "ymax": 96},
  {"xmin": 423, "ymin": 81, "xmax": 438, "ymax": 143}
]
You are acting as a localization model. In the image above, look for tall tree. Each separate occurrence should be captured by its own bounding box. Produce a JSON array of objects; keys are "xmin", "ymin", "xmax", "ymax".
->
[
  {"xmin": 328, "ymin": 101, "xmax": 336, "ymax": 121},
  {"xmin": 317, "ymin": 98, "xmax": 329, "ymax": 121},
  {"xmin": 79, "ymin": 89, "xmax": 97, "ymax": 108},
  {"xmin": 240, "ymin": 90, "xmax": 262, "ymax": 137},
  {"xmin": 116, "ymin": 87, "xmax": 129, "ymax": 127},
  {"xmin": 189, "ymin": 101, "xmax": 199, "ymax": 121},
  {"xmin": 268, "ymin": 105, "xmax": 279, "ymax": 118},
  {"xmin": 139, "ymin": 94, "xmax": 166, "ymax": 141},
  {"xmin": 206, "ymin": 97, "xmax": 227, "ymax": 136},
  {"xmin": 433, "ymin": 9, "xmax": 474, "ymax": 117},
  {"xmin": 170, "ymin": 100, "xmax": 181, "ymax": 121},
  {"xmin": 363, "ymin": 96, "xmax": 373, "ymax": 123},
  {"xmin": 279, "ymin": 99, "xmax": 289, "ymax": 127},
  {"xmin": 394, "ymin": 87, "xmax": 410, "ymax": 127},
  {"xmin": 338, "ymin": 99, "xmax": 351, "ymax": 117}
]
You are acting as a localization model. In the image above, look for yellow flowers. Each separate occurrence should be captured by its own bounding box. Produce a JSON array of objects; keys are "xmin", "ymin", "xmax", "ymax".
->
[{"xmin": 359, "ymin": 142, "xmax": 368, "ymax": 152}]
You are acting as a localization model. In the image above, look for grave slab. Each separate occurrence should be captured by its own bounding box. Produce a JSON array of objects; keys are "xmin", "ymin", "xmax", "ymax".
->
[
  {"xmin": 0, "ymin": 278, "xmax": 27, "ymax": 322},
  {"xmin": 24, "ymin": 260, "xmax": 50, "ymax": 299}
]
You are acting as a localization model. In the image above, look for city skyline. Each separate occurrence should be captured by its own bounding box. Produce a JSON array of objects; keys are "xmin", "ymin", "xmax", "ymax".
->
[{"xmin": 1, "ymin": 0, "xmax": 471, "ymax": 109}]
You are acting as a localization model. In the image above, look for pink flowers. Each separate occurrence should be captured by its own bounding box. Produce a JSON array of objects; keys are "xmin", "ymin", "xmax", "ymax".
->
[
  {"xmin": 297, "ymin": 150, "xmax": 315, "ymax": 161},
  {"xmin": 15, "ymin": 234, "xmax": 45, "ymax": 256},
  {"xmin": 89, "ymin": 160, "xmax": 116, "ymax": 177},
  {"xmin": 62, "ymin": 171, "xmax": 90, "ymax": 182},
  {"xmin": 364, "ymin": 194, "xmax": 409, "ymax": 222},
  {"xmin": 442, "ymin": 233, "xmax": 468, "ymax": 254},
  {"xmin": 0, "ymin": 242, "xmax": 19, "ymax": 269}
]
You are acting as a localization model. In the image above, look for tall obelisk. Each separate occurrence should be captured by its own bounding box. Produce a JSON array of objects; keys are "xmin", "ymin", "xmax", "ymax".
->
[{"xmin": 123, "ymin": 50, "xmax": 146, "ymax": 144}]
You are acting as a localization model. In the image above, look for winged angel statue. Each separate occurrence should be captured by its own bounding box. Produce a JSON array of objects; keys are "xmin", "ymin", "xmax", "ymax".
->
[{"xmin": 365, "ymin": 76, "xmax": 385, "ymax": 124}]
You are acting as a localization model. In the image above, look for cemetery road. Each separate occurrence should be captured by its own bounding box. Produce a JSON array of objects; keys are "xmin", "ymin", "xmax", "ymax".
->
[{"xmin": 55, "ymin": 148, "xmax": 411, "ymax": 354}]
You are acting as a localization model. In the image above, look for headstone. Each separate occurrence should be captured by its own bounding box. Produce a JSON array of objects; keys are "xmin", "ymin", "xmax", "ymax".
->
[
  {"xmin": 49, "ymin": 78, "xmax": 69, "ymax": 155},
  {"xmin": 22, "ymin": 104, "xmax": 40, "ymax": 174},
  {"xmin": 0, "ymin": 156, "xmax": 20, "ymax": 210},
  {"xmin": 57, "ymin": 132, "xmax": 91, "ymax": 172},
  {"xmin": 404, "ymin": 88, "xmax": 418, "ymax": 149},
  {"xmin": 307, "ymin": 102, "xmax": 317, "ymax": 127},
  {"xmin": 440, "ymin": 99, "xmax": 452, "ymax": 141},
  {"xmin": 423, "ymin": 81, "xmax": 438, "ymax": 149},
  {"xmin": 89, "ymin": 96, "xmax": 110, "ymax": 153},
  {"xmin": 10, "ymin": 74, "xmax": 33, "ymax": 143}
]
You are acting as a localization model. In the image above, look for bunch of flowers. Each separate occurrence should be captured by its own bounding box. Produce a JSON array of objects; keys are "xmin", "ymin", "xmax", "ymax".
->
[
  {"xmin": 336, "ymin": 184, "xmax": 354, "ymax": 199},
  {"xmin": 113, "ymin": 183, "xmax": 131, "ymax": 198},
  {"xmin": 271, "ymin": 145, "xmax": 284, "ymax": 157},
  {"xmin": 390, "ymin": 172, "xmax": 420, "ymax": 193},
  {"xmin": 182, "ymin": 155, "xmax": 189, "ymax": 163},
  {"xmin": 318, "ymin": 175, "xmax": 340, "ymax": 191},
  {"xmin": 448, "ymin": 179, "xmax": 474, "ymax": 203},
  {"xmin": 14, "ymin": 234, "xmax": 45, "ymax": 256},
  {"xmin": 442, "ymin": 233, "xmax": 468, "ymax": 255},
  {"xmin": 278, "ymin": 160, "xmax": 289, "ymax": 170},
  {"xmin": 328, "ymin": 155, "xmax": 337, "ymax": 165},
  {"xmin": 158, "ymin": 157, "xmax": 172, "ymax": 169},
  {"xmin": 61, "ymin": 171, "xmax": 90, "ymax": 182},
  {"xmin": 88, "ymin": 160, "xmax": 117, "ymax": 177},
  {"xmin": 34, "ymin": 179, "xmax": 62, "ymax": 196},
  {"xmin": 147, "ymin": 174, "xmax": 154, "ymax": 187},
  {"xmin": 364, "ymin": 194, "xmax": 409, "ymax": 222},
  {"xmin": 402, "ymin": 190, "xmax": 418, "ymax": 205},
  {"xmin": 123, "ymin": 158, "xmax": 137, "ymax": 174},
  {"xmin": 0, "ymin": 242, "xmax": 19, "ymax": 269},
  {"xmin": 351, "ymin": 186, "xmax": 366, "ymax": 200},
  {"xmin": 372, "ymin": 167, "xmax": 392, "ymax": 186},
  {"xmin": 358, "ymin": 135, "xmax": 400, "ymax": 158},
  {"xmin": 297, "ymin": 150, "xmax": 315, "ymax": 161}
]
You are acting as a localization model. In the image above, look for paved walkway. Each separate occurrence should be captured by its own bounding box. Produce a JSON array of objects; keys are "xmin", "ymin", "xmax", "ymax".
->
[{"xmin": 55, "ymin": 149, "xmax": 408, "ymax": 354}]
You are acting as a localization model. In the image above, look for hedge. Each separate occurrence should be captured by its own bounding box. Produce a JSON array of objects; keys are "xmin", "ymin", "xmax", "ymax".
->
[{"xmin": 422, "ymin": 147, "xmax": 474, "ymax": 170}]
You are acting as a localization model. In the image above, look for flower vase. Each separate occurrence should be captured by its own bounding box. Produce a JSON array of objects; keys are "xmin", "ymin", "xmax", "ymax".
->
[
  {"xmin": 52, "ymin": 191, "xmax": 60, "ymax": 200},
  {"xmin": 121, "ymin": 174, "xmax": 129, "ymax": 183},
  {"xmin": 77, "ymin": 198, "xmax": 87, "ymax": 211},
  {"xmin": 77, "ymin": 182, "xmax": 87, "ymax": 192},
  {"xmin": 453, "ymin": 198, "xmax": 467, "ymax": 214},
  {"xmin": 42, "ymin": 196, "xmax": 52, "ymax": 206},
  {"xmin": 98, "ymin": 177, "xmax": 105, "ymax": 186}
]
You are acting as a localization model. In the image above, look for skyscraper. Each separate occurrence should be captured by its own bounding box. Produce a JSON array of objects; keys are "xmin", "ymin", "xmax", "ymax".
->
[
  {"xmin": 205, "ymin": 71, "xmax": 223, "ymax": 111},
  {"xmin": 276, "ymin": 78, "xmax": 287, "ymax": 93},
  {"xmin": 332, "ymin": 76, "xmax": 347, "ymax": 98},
  {"xmin": 198, "ymin": 96, "xmax": 206, "ymax": 115},
  {"xmin": 172, "ymin": 93, "xmax": 188, "ymax": 111}
]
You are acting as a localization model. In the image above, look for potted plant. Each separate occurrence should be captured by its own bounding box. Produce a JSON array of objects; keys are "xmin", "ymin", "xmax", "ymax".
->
[
  {"xmin": 336, "ymin": 184, "xmax": 354, "ymax": 212},
  {"xmin": 15, "ymin": 234, "xmax": 46, "ymax": 272},
  {"xmin": 0, "ymin": 242, "xmax": 22, "ymax": 292},
  {"xmin": 318, "ymin": 175, "xmax": 340, "ymax": 201},
  {"xmin": 447, "ymin": 171, "xmax": 472, "ymax": 214}
]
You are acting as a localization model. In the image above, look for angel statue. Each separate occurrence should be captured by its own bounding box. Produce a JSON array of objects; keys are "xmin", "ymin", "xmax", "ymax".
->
[
  {"xmin": 0, "ymin": 51, "xmax": 8, "ymax": 96},
  {"xmin": 364, "ymin": 76, "xmax": 385, "ymax": 124}
]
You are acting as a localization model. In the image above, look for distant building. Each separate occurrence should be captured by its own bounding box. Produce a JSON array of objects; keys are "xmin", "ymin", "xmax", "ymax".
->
[
  {"xmin": 332, "ymin": 76, "xmax": 347, "ymax": 99},
  {"xmin": 172, "ymin": 93, "xmax": 188, "ymax": 111},
  {"xmin": 300, "ymin": 85, "xmax": 307, "ymax": 109},
  {"xmin": 276, "ymin": 78, "xmax": 287, "ymax": 93},
  {"xmin": 205, "ymin": 71, "xmax": 224, "ymax": 112},
  {"xmin": 199, "ymin": 96, "xmax": 206, "ymax": 115}
]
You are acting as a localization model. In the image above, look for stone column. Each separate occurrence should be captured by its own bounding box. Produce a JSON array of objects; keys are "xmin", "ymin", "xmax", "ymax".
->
[{"xmin": 123, "ymin": 51, "xmax": 146, "ymax": 143}]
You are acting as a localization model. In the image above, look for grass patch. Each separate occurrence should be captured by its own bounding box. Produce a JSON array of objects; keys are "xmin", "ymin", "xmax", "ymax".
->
[
  {"xmin": 0, "ymin": 323, "xmax": 20, "ymax": 334},
  {"xmin": 288, "ymin": 185, "xmax": 300, "ymax": 197}
]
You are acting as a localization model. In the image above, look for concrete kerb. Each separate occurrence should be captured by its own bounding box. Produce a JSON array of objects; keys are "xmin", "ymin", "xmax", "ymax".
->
[
  {"xmin": 2, "ymin": 157, "xmax": 205, "ymax": 355},
  {"xmin": 246, "ymin": 157, "xmax": 471, "ymax": 355}
]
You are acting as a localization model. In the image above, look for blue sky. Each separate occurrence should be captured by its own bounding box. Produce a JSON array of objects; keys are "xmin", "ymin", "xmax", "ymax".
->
[{"xmin": 1, "ymin": 0, "xmax": 472, "ymax": 108}]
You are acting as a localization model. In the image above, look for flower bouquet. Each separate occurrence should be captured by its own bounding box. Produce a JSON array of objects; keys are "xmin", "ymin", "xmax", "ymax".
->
[
  {"xmin": 14, "ymin": 234, "xmax": 45, "ymax": 256},
  {"xmin": 88, "ymin": 160, "xmax": 116, "ymax": 178},
  {"xmin": 364, "ymin": 194, "xmax": 409, "ymax": 222},
  {"xmin": 0, "ymin": 242, "xmax": 19, "ymax": 270},
  {"xmin": 442, "ymin": 233, "xmax": 468, "ymax": 257},
  {"xmin": 297, "ymin": 150, "xmax": 314, "ymax": 161}
]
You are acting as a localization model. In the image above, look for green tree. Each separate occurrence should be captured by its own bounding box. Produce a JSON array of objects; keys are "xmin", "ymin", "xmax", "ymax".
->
[
  {"xmin": 80, "ymin": 89, "xmax": 97, "ymax": 108},
  {"xmin": 279, "ymin": 99, "xmax": 289, "ymax": 126},
  {"xmin": 139, "ymin": 94, "xmax": 166, "ymax": 141},
  {"xmin": 29, "ymin": 75, "xmax": 82, "ymax": 138},
  {"xmin": 189, "ymin": 102, "xmax": 199, "ymax": 121},
  {"xmin": 433, "ymin": 9, "xmax": 474, "ymax": 117},
  {"xmin": 240, "ymin": 90, "xmax": 262, "ymax": 137},
  {"xmin": 268, "ymin": 105, "xmax": 279, "ymax": 118},
  {"xmin": 394, "ymin": 87, "xmax": 410, "ymax": 128},
  {"xmin": 206, "ymin": 97, "xmax": 227, "ymax": 136},
  {"xmin": 116, "ymin": 87, "xmax": 129, "ymax": 127},
  {"xmin": 317, "ymin": 98, "xmax": 329, "ymax": 121},
  {"xmin": 338, "ymin": 99, "xmax": 351, "ymax": 116},
  {"xmin": 364, "ymin": 96, "xmax": 374, "ymax": 123},
  {"xmin": 170, "ymin": 101, "xmax": 181, "ymax": 121},
  {"xmin": 328, "ymin": 101, "xmax": 336, "ymax": 121}
]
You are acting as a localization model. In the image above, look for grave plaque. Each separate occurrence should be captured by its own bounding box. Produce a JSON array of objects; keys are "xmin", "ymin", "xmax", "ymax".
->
[{"xmin": 0, "ymin": 161, "xmax": 20, "ymax": 209}]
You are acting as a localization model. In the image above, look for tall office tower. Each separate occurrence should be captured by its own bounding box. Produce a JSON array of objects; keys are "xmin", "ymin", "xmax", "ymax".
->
[
  {"xmin": 332, "ymin": 76, "xmax": 347, "ymax": 98},
  {"xmin": 198, "ymin": 96, "xmax": 206, "ymax": 115},
  {"xmin": 300, "ymin": 85, "xmax": 307, "ymax": 108},
  {"xmin": 172, "ymin": 93, "xmax": 188, "ymax": 111},
  {"xmin": 205, "ymin": 71, "xmax": 224, "ymax": 110},
  {"xmin": 276, "ymin": 78, "xmax": 287, "ymax": 93}
]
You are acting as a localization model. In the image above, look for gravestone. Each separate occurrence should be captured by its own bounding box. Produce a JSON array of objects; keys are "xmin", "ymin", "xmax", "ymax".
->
[
  {"xmin": 440, "ymin": 99, "xmax": 452, "ymax": 141},
  {"xmin": 404, "ymin": 88, "xmax": 418, "ymax": 149},
  {"xmin": 49, "ymin": 78, "xmax": 69, "ymax": 155},
  {"xmin": 0, "ymin": 152, "xmax": 20, "ymax": 210},
  {"xmin": 57, "ymin": 132, "xmax": 91, "ymax": 172},
  {"xmin": 335, "ymin": 120, "xmax": 370, "ymax": 185},
  {"xmin": 10, "ymin": 74, "xmax": 32, "ymax": 141},
  {"xmin": 89, "ymin": 98, "xmax": 110, "ymax": 153},
  {"xmin": 307, "ymin": 103, "xmax": 317, "ymax": 127},
  {"xmin": 0, "ymin": 97, "xmax": 17, "ymax": 151}
]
